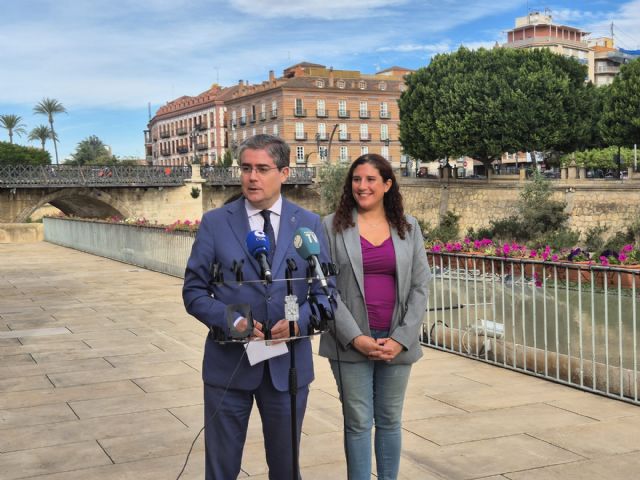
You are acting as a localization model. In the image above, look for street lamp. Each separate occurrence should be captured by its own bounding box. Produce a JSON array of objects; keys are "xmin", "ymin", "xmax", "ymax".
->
[{"xmin": 190, "ymin": 127, "xmax": 200, "ymax": 165}]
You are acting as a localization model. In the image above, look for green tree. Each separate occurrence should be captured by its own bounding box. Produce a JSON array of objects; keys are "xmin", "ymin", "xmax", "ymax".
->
[
  {"xmin": 67, "ymin": 135, "xmax": 114, "ymax": 165},
  {"xmin": 600, "ymin": 58, "xmax": 640, "ymax": 147},
  {"xmin": 0, "ymin": 141, "xmax": 51, "ymax": 165},
  {"xmin": 0, "ymin": 114, "xmax": 27, "ymax": 144},
  {"xmin": 399, "ymin": 47, "xmax": 593, "ymax": 172},
  {"xmin": 318, "ymin": 163, "xmax": 349, "ymax": 214},
  {"xmin": 222, "ymin": 149, "xmax": 234, "ymax": 167},
  {"xmin": 28, "ymin": 125, "xmax": 57, "ymax": 150},
  {"xmin": 33, "ymin": 98, "xmax": 66, "ymax": 165}
]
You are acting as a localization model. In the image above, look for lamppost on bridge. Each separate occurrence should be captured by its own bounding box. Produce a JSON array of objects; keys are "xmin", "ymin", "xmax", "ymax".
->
[{"xmin": 190, "ymin": 127, "xmax": 200, "ymax": 166}]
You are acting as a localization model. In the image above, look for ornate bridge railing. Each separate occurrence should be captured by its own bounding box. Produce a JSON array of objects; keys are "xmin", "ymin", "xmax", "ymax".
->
[
  {"xmin": 200, "ymin": 166, "xmax": 316, "ymax": 185},
  {"xmin": 0, "ymin": 165, "xmax": 191, "ymax": 188},
  {"xmin": 0, "ymin": 165, "xmax": 317, "ymax": 188}
]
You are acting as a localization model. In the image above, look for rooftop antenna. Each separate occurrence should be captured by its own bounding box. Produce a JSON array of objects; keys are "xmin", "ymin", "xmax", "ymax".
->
[{"xmin": 147, "ymin": 102, "xmax": 151, "ymax": 120}]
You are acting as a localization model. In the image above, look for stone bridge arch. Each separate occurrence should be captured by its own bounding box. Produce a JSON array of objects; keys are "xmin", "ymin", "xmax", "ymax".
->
[{"xmin": 15, "ymin": 188, "xmax": 135, "ymax": 223}]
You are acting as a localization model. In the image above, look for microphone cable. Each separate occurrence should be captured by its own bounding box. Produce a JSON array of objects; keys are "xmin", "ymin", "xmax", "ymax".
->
[{"xmin": 175, "ymin": 346, "xmax": 248, "ymax": 480}]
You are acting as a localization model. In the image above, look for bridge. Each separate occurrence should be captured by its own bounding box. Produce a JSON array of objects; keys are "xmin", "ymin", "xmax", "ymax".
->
[{"xmin": 0, "ymin": 164, "xmax": 316, "ymax": 223}]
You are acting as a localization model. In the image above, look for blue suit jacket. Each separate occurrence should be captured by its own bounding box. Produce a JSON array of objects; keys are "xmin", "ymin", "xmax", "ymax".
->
[{"xmin": 183, "ymin": 197, "xmax": 332, "ymax": 392}]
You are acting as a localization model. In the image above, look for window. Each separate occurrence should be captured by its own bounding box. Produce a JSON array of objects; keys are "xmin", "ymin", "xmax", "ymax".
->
[
  {"xmin": 240, "ymin": 108, "xmax": 246, "ymax": 124},
  {"xmin": 380, "ymin": 102, "xmax": 389, "ymax": 118},
  {"xmin": 273, "ymin": 124, "xmax": 279, "ymax": 136},
  {"xmin": 271, "ymin": 100, "xmax": 278, "ymax": 118},
  {"xmin": 296, "ymin": 146, "xmax": 305, "ymax": 163},
  {"xmin": 339, "ymin": 123, "xmax": 348, "ymax": 140},
  {"xmin": 359, "ymin": 101, "xmax": 368, "ymax": 118},
  {"xmin": 319, "ymin": 145, "xmax": 328, "ymax": 161},
  {"xmin": 316, "ymin": 99, "xmax": 326, "ymax": 117},
  {"xmin": 361, "ymin": 146, "xmax": 368, "ymax": 155},
  {"xmin": 316, "ymin": 79, "xmax": 325, "ymax": 88},
  {"xmin": 337, "ymin": 79, "xmax": 345, "ymax": 89},
  {"xmin": 231, "ymin": 110, "xmax": 237, "ymax": 123},
  {"xmin": 339, "ymin": 146, "xmax": 348, "ymax": 162},
  {"xmin": 317, "ymin": 123, "xmax": 326, "ymax": 140},
  {"xmin": 380, "ymin": 124, "xmax": 388, "ymax": 140},
  {"xmin": 338, "ymin": 100, "xmax": 348, "ymax": 117},
  {"xmin": 295, "ymin": 98, "xmax": 305, "ymax": 116},
  {"xmin": 360, "ymin": 124, "xmax": 369, "ymax": 140},
  {"xmin": 381, "ymin": 145, "xmax": 389, "ymax": 159},
  {"xmin": 378, "ymin": 82, "xmax": 387, "ymax": 91},
  {"xmin": 252, "ymin": 127, "xmax": 256, "ymax": 136},
  {"xmin": 358, "ymin": 80, "xmax": 366, "ymax": 89},
  {"xmin": 232, "ymin": 131, "xmax": 237, "ymax": 142},
  {"xmin": 242, "ymin": 130, "xmax": 247, "ymax": 140},
  {"xmin": 295, "ymin": 122, "xmax": 305, "ymax": 140},
  {"xmin": 262, "ymin": 126, "xmax": 267, "ymax": 134},
  {"xmin": 261, "ymin": 103, "xmax": 266, "ymax": 113}
]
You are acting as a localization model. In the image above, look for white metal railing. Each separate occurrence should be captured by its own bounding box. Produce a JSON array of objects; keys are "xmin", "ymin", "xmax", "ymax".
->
[
  {"xmin": 43, "ymin": 217, "xmax": 195, "ymax": 278},
  {"xmin": 422, "ymin": 252, "xmax": 640, "ymax": 405}
]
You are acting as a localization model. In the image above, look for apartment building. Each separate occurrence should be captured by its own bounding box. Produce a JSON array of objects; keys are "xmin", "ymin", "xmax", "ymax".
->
[
  {"xmin": 223, "ymin": 62, "xmax": 410, "ymax": 167},
  {"xmin": 145, "ymin": 85, "xmax": 230, "ymax": 166},
  {"xmin": 589, "ymin": 37, "xmax": 639, "ymax": 86}
]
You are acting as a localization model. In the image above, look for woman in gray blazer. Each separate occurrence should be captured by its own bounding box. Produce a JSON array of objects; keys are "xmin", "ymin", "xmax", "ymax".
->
[{"xmin": 320, "ymin": 153, "xmax": 430, "ymax": 480}]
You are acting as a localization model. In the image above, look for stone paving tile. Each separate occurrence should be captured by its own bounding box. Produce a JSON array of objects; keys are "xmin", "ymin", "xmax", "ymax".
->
[
  {"xmin": 68, "ymin": 386, "xmax": 202, "ymax": 419},
  {"xmin": 0, "ymin": 409, "xmax": 186, "ymax": 453},
  {"xmin": 546, "ymin": 392, "xmax": 640, "ymax": 420},
  {"xmin": 0, "ymin": 339, "xmax": 89, "ymax": 356},
  {"xmin": 0, "ymin": 403, "xmax": 77, "ymax": 429},
  {"xmin": 133, "ymin": 372, "xmax": 202, "ymax": 393},
  {"xmin": 403, "ymin": 433, "xmax": 584, "ymax": 479},
  {"xmin": 0, "ymin": 379, "xmax": 142, "ymax": 410},
  {"xmin": 103, "ymin": 351, "xmax": 201, "ymax": 368},
  {"xmin": 0, "ymin": 374, "xmax": 52, "ymax": 394},
  {"xmin": 404, "ymin": 403, "xmax": 596, "ymax": 446},
  {"xmin": 0, "ymin": 357, "xmax": 112, "ymax": 380},
  {"xmin": 505, "ymin": 450, "xmax": 640, "ymax": 480},
  {"xmin": 168, "ymin": 404, "xmax": 202, "ymax": 429},
  {"xmin": 0, "ymin": 353, "xmax": 36, "ymax": 367},
  {"xmin": 47, "ymin": 359, "xmax": 193, "ymax": 388},
  {"xmin": 0, "ymin": 440, "xmax": 113, "ymax": 480}
]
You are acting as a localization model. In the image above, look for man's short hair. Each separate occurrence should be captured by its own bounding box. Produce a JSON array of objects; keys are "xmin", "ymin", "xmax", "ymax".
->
[{"xmin": 237, "ymin": 134, "xmax": 290, "ymax": 169}]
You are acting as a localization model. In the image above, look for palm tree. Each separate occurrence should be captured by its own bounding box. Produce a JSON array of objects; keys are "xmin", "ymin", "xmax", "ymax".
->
[
  {"xmin": 0, "ymin": 114, "xmax": 27, "ymax": 144},
  {"xmin": 28, "ymin": 124, "xmax": 57, "ymax": 150},
  {"xmin": 34, "ymin": 98, "xmax": 66, "ymax": 164}
]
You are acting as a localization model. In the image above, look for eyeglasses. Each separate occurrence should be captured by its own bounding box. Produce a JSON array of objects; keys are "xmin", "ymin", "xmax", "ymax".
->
[{"xmin": 239, "ymin": 165, "xmax": 282, "ymax": 176}]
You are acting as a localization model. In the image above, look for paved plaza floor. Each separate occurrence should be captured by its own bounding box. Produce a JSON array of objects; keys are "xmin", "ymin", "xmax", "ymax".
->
[{"xmin": 1, "ymin": 241, "xmax": 640, "ymax": 479}]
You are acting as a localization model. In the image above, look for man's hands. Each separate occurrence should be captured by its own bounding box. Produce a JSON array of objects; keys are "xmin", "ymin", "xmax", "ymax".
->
[
  {"xmin": 352, "ymin": 335, "xmax": 403, "ymax": 362},
  {"xmin": 235, "ymin": 318, "xmax": 299, "ymax": 342}
]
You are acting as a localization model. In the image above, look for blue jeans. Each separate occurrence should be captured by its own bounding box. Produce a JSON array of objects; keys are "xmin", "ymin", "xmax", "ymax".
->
[{"xmin": 330, "ymin": 329, "xmax": 412, "ymax": 480}]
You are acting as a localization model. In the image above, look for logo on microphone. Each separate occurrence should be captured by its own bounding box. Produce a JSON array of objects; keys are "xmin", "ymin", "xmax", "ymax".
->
[
  {"xmin": 255, "ymin": 230, "xmax": 266, "ymax": 239},
  {"xmin": 293, "ymin": 233, "xmax": 303, "ymax": 249}
]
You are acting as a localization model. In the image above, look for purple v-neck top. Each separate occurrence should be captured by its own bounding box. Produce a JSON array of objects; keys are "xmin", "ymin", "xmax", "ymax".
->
[{"xmin": 360, "ymin": 235, "xmax": 396, "ymax": 330}]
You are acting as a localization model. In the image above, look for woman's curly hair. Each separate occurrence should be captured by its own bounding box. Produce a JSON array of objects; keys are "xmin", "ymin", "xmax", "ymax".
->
[{"xmin": 332, "ymin": 153, "xmax": 411, "ymax": 239}]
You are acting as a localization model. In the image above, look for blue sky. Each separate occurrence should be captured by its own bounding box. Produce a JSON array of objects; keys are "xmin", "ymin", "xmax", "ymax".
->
[{"xmin": 1, "ymin": 0, "xmax": 638, "ymax": 161}]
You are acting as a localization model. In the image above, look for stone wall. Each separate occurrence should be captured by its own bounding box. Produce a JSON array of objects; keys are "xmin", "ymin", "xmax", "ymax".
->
[{"xmin": 0, "ymin": 223, "xmax": 43, "ymax": 243}]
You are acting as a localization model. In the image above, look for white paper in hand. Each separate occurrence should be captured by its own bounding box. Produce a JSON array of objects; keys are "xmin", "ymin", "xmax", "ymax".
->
[{"xmin": 244, "ymin": 340, "xmax": 288, "ymax": 366}]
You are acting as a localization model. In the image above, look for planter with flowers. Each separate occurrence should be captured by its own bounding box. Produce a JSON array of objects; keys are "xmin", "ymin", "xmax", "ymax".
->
[{"xmin": 600, "ymin": 244, "xmax": 640, "ymax": 289}]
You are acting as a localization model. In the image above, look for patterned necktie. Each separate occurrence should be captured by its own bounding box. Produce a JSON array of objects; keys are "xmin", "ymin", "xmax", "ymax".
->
[{"xmin": 260, "ymin": 210, "xmax": 276, "ymax": 262}]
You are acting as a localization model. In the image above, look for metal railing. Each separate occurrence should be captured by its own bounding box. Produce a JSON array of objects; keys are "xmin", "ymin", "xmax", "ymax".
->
[
  {"xmin": 422, "ymin": 252, "xmax": 640, "ymax": 405},
  {"xmin": 43, "ymin": 217, "xmax": 195, "ymax": 278},
  {"xmin": 0, "ymin": 165, "xmax": 190, "ymax": 187},
  {"xmin": 200, "ymin": 166, "xmax": 315, "ymax": 185}
]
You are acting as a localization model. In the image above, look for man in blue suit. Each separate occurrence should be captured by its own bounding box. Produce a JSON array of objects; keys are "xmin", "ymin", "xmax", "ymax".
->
[{"xmin": 183, "ymin": 134, "xmax": 331, "ymax": 479}]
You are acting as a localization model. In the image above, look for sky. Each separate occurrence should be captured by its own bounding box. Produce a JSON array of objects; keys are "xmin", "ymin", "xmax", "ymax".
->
[{"xmin": 1, "ymin": 0, "xmax": 638, "ymax": 162}]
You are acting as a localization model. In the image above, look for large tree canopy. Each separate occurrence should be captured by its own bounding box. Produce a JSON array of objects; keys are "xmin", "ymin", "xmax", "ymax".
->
[
  {"xmin": 600, "ymin": 58, "xmax": 640, "ymax": 147},
  {"xmin": 0, "ymin": 141, "xmax": 51, "ymax": 165},
  {"xmin": 66, "ymin": 135, "xmax": 114, "ymax": 165},
  {"xmin": 399, "ymin": 47, "xmax": 594, "ymax": 169}
]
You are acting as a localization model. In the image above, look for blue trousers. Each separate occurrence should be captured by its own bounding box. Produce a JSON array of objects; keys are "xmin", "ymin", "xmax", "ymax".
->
[
  {"xmin": 330, "ymin": 332, "xmax": 411, "ymax": 480},
  {"xmin": 203, "ymin": 371, "xmax": 309, "ymax": 480}
]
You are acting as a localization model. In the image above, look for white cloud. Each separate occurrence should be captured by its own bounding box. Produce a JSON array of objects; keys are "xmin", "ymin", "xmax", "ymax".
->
[{"xmin": 229, "ymin": 0, "xmax": 409, "ymax": 20}]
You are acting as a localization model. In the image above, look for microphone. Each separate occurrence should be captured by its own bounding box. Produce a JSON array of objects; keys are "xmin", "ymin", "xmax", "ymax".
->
[
  {"xmin": 293, "ymin": 227, "xmax": 329, "ymax": 296},
  {"xmin": 246, "ymin": 230, "xmax": 272, "ymax": 283}
]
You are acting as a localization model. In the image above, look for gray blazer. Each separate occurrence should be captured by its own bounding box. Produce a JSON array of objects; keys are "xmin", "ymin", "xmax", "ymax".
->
[{"xmin": 319, "ymin": 210, "xmax": 430, "ymax": 364}]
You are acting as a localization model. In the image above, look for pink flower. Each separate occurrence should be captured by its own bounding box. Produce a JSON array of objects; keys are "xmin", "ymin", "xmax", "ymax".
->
[
  {"xmin": 622, "ymin": 244, "xmax": 634, "ymax": 253},
  {"xmin": 541, "ymin": 251, "xmax": 550, "ymax": 261},
  {"xmin": 432, "ymin": 244, "xmax": 442, "ymax": 253},
  {"xmin": 473, "ymin": 240, "xmax": 482, "ymax": 250},
  {"xmin": 619, "ymin": 253, "xmax": 628, "ymax": 263},
  {"xmin": 530, "ymin": 250, "xmax": 538, "ymax": 258},
  {"xmin": 600, "ymin": 256, "xmax": 609, "ymax": 266},
  {"xmin": 184, "ymin": 220, "xmax": 192, "ymax": 226},
  {"xmin": 464, "ymin": 237, "xmax": 471, "ymax": 245},
  {"xmin": 445, "ymin": 243, "xmax": 454, "ymax": 252},
  {"xmin": 502, "ymin": 244, "xmax": 511, "ymax": 255},
  {"xmin": 453, "ymin": 242, "xmax": 462, "ymax": 251},
  {"xmin": 552, "ymin": 254, "xmax": 559, "ymax": 262}
]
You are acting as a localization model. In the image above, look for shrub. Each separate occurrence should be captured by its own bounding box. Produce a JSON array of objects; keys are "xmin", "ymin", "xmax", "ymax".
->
[
  {"xmin": 583, "ymin": 224, "xmax": 608, "ymax": 253},
  {"xmin": 0, "ymin": 141, "xmax": 51, "ymax": 165},
  {"xmin": 318, "ymin": 163, "xmax": 349, "ymax": 214},
  {"xmin": 427, "ymin": 211, "xmax": 460, "ymax": 243}
]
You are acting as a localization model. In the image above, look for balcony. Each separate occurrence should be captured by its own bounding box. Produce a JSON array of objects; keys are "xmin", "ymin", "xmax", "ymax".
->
[
  {"xmin": 295, "ymin": 133, "xmax": 308, "ymax": 141},
  {"xmin": 177, "ymin": 146, "xmax": 189, "ymax": 154},
  {"xmin": 338, "ymin": 133, "xmax": 351, "ymax": 141},
  {"xmin": 359, "ymin": 110, "xmax": 370, "ymax": 119},
  {"xmin": 316, "ymin": 110, "xmax": 328, "ymax": 118},
  {"xmin": 360, "ymin": 133, "xmax": 371, "ymax": 142},
  {"xmin": 379, "ymin": 112, "xmax": 391, "ymax": 119},
  {"xmin": 337, "ymin": 110, "xmax": 350, "ymax": 119},
  {"xmin": 230, "ymin": 120, "xmax": 237, "ymax": 129},
  {"xmin": 270, "ymin": 109, "xmax": 278, "ymax": 119},
  {"xmin": 177, "ymin": 127, "xmax": 188, "ymax": 136},
  {"xmin": 293, "ymin": 108, "xmax": 307, "ymax": 117},
  {"xmin": 380, "ymin": 137, "xmax": 390, "ymax": 145},
  {"xmin": 596, "ymin": 65, "xmax": 620, "ymax": 74},
  {"xmin": 195, "ymin": 123, "xmax": 207, "ymax": 131},
  {"xmin": 239, "ymin": 117, "xmax": 247, "ymax": 126},
  {"xmin": 316, "ymin": 134, "xmax": 328, "ymax": 141},
  {"xmin": 160, "ymin": 131, "xmax": 170, "ymax": 139},
  {"xmin": 250, "ymin": 116, "xmax": 256, "ymax": 124},
  {"xmin": 160, "ymin": 150, "xmax": 171, "ymax": 157},
  {"xmin": 259, "ymin": 112, "xmax": 267, "ymax": 121},
  {"xmin": 196, "ymin": 143, "xmax": 208, "ymax": 151}
]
